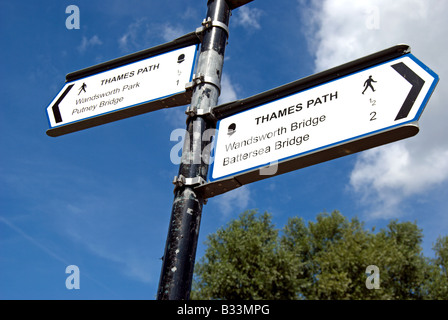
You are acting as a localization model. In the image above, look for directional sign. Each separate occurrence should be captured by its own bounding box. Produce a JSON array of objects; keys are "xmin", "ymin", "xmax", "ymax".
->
[
  {"xmin": 197, "ymin": 45, "xmax": 438, "ymax": 198},
  {"xmin": 46, "ymin": 41, "xmax": 199, "ymax": 137}
]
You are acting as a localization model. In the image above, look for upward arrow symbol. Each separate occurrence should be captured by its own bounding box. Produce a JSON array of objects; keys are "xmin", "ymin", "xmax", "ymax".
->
[{"xmin": 391, "ymin": 62, "xmax": 425, "ymax": 121}]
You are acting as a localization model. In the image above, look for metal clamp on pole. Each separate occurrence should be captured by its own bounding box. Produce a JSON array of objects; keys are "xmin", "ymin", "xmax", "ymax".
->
[
  {"xmin": 172, "ymin": 174, "xmax": 206, "ymax": 190},
  {"xmin": 186, "ymin": 73, "xmax": 222, "ymax": 94},
  {"xmin": 185, "ymin": 105, "xmax": 218, "ymax": 119},
  {"xmin": 196, "ymin": 17, "xmax": 230, "ymax": 39},
  {"xmin": 185, "ymin": 73, "xmax": 222, "ymax": 119}
]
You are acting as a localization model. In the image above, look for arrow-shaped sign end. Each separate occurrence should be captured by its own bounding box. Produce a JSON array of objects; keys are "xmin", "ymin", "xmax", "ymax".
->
[
  {"xmin": 391, "ymin": 62, "xmax": 425, "ymax": 121},
  {"xmin": 48, "ymin": 84, "xmax": 75, "ymax": 126}
]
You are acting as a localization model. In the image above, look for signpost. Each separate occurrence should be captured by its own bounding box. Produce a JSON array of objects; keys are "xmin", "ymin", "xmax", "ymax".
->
[
  {"xmin": 45, "ymin": 0, "xmax": 438, "ymax": 301},
  {"xmin": 156, "ymin": 0, "xmax": 249, "ymax": 301},
  {"xmin": 197, "ymin": 45, "xmax": 438, "ymax": 198},
  {"xmin": 46, "ymin": 35, "xmax": 200, "ymax": 137}
]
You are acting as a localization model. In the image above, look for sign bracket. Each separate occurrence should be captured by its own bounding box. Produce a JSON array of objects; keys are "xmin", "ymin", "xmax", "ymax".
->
[
  {"xmin": 184, "ymin": 73, "xmax": 222, "ymax": 119},
  {"xmin": 172, "ymin": 175, "xmax": 207, "ymax": 190},
  {"xmin": 196, "ymin": 17, "xmax": 230, "ymax": 39},
  {"xmin": 186, "ymin": 73, "xmax": 222, "ymax": 95}
]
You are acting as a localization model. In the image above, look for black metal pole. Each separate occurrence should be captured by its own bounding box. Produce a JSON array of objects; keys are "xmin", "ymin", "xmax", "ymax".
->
[{"xmin": 157, "ymin": 0, "xmax": 231, "ymax": 300}]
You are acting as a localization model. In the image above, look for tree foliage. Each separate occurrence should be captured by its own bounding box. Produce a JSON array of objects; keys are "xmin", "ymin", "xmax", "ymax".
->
[{"xmin": 191, "ymin": 210, "xmax": 448, "ymax": 300}]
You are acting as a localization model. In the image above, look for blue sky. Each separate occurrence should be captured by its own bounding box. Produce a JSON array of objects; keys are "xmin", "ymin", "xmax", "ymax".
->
[{"xmin": 1, "ymin": 0, "xmax": 447, "ymax": 300}]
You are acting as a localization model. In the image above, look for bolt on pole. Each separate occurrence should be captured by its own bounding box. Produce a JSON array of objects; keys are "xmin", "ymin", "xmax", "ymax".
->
[{"xmin": 157, "ymin": 0, "xmax": 231, "ymax": 300}]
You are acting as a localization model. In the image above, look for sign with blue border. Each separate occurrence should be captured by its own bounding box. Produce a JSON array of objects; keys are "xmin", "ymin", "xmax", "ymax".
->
[
  {"xmin": 46, "ymin": 44, "xmax": 199, "ymax": 137},
  {"xmin": 207, "ymin": 53, "xmax": 438, "ymax": 190}
]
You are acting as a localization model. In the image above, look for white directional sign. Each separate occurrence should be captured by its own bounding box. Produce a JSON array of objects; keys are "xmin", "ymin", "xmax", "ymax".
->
[
  {"xmin": 46, "ymin": 44, "xmax": 198, "ymax": 136},
  {"xmin": 207, "ymin": 52, "xmax": 438, "ymax": 190}
]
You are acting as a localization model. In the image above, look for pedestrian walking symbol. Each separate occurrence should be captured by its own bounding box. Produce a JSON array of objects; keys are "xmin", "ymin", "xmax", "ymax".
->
[
  {"xmin": 362, "ymin": 75, "xmax": 376, "ymax": 94},
  {"xmin": 78, "ymin": 82, "xmax": 87, "ymax": 95}
]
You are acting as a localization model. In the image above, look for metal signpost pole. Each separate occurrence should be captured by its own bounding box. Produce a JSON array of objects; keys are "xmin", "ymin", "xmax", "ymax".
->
[{"xmin": 157, "ymin": 0, "xmax": 232, "ymax": 300}]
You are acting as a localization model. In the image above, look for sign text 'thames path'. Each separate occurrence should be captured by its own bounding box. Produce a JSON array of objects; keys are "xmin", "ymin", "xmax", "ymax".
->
[
  {"xmin": 46, "ymin": 44, "xmax": 198, "ymax": 137},
  {"xmin": 198, "ymin": 50, "xmax": 438, "ymax": 198}
]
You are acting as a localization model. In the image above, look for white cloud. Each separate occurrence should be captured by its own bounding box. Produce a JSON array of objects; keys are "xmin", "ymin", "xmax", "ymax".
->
[
  {"xmin": 119, "ymin": 18, "xmax": 150, "ymax": 52},
  {"xmin": 218, "ymin": 73, "xmax": 238, "ymax": 105},
  {"xmin": 0, "ymin": 216, "xmax": 69, "ymax": 265},
  {"xmin": 59, "ymin": 199, "xmax": 155, "ymax": 284},
  {"xmin": 214, "ymin": 186, "xmax": 251, "ymax": 218},
  {"xmin": 0, "ymin": 214, "xmax": 119, "ymax": 294},
  {"xmin": 78, "ymin": 35, "xmax": 102, "ymax": 53},
  {"xmin": 301, "ymin": 0, "xmax": 448, "ymax": 218},
  {"xmin": 160, "ymin": 23, "xmax": 186, "ymax": 42},
  {"xmin": 163, "ymin": 107, "xmax": 188, "ymax": 129},
  {"xmin": 233, "ymin": 6, "xmax": 263, "ymax": 31},
  {"xmin": 118, "ymin": 19, "xmax": 187, "ymax": 53},
  {"xmin": 350, "ymin": 143, "xmax": 448, "ymax": 218}
]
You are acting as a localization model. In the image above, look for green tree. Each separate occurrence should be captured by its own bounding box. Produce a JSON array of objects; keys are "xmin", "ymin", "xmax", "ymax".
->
[
  {"xmin": 423, "ymin": 236, "xmax": 448, "ymax": 299},
  {"xmin": 191, "ymin": 210, "xmax": 300, "ymax": 299},
  {"xmin": 192, "ymin": 210, "xmax": 448, "ymax": 300}
]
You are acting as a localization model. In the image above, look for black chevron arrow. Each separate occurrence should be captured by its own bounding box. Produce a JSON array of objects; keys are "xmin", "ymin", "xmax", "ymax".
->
[
  {"xmin": 391, "ymin": 62, "xmax": 425, "ymax": 121},
  {"xmin": 52, "ymin": 84, "xmax": 74, "ymax": 123}
]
